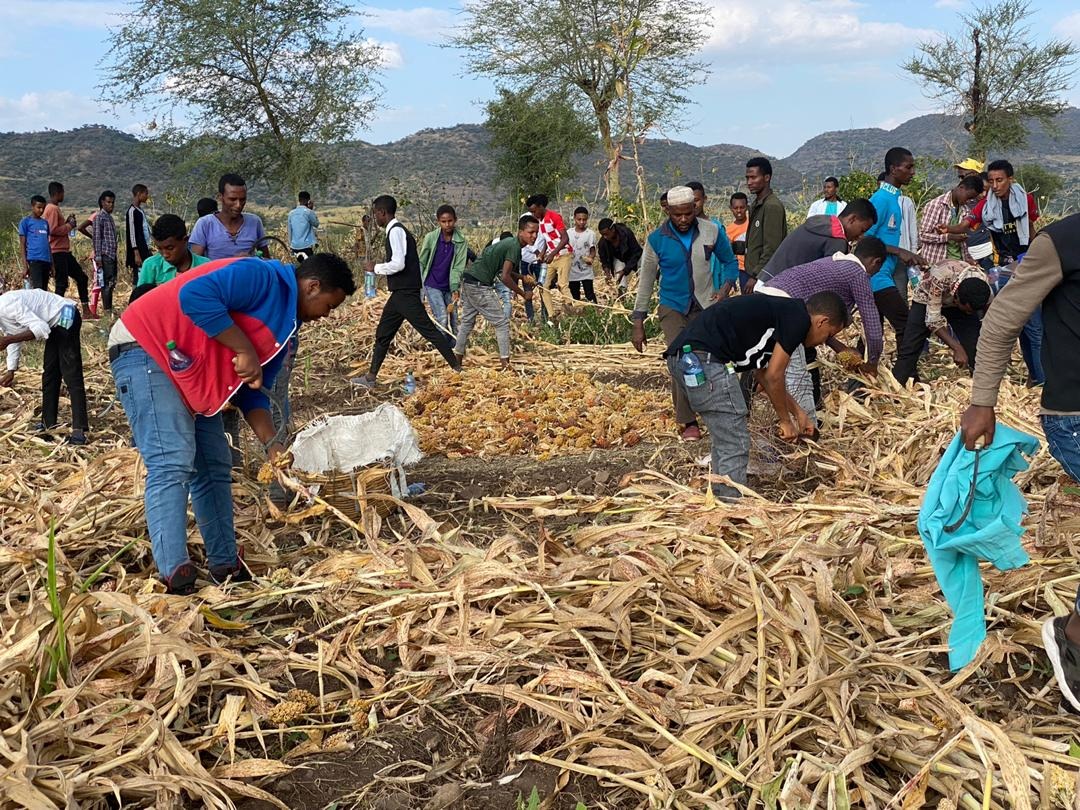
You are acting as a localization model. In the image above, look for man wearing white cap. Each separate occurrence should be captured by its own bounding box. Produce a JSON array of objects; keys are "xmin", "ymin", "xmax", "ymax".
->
[{"xmin": 631, "ymin": 185, "xmax": 721, "ymax": 442}]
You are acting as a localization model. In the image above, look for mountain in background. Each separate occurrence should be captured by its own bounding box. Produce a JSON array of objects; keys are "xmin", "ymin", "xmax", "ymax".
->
[{"xmin": 1, "ymin": 109, "xmax": 1077, "ymax": 217}]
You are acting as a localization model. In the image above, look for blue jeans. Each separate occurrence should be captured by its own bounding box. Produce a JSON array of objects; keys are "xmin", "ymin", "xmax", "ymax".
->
[
  {"xmin": 494, "ymin": 278, "xmax": 513, "ymax": 321},
  {"xmin": 521, "ymin": 260, "xmax": 540, "ymax": 322},
  {"xmin": 112, "ymin": 347, "xmax": 236, "ymax": 579},
  {"xmin": 1042, "ymin": 415, "xmax": 1080, "ymax": 484},
  {"xmin": 423, "ymin": 286, "xmax": 457, "ymax": 335},
  {"xmin": 994, "ymin": 270, "xmax": 1045, "ymax": 384}
]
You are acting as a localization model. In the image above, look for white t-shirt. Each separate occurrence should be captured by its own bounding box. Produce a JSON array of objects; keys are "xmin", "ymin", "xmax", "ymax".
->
[{"xmin": 567, "ymin": 228, "xmax": 597, "ymax": 281}]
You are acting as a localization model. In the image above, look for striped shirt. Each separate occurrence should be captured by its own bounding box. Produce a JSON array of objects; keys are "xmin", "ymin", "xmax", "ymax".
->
[{"xmin": 92, "ymin": 209, "xmax": 118, "ymax": 260}]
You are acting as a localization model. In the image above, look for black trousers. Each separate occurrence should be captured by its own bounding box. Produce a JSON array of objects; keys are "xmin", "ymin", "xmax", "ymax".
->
[
  {"xmin": 28, "ymin": 260, "xmax": 52, "ymax": 290},
  {"xmin": 42, "ymin": 311, "xmax": 89, "ymax": 430},
  {"xmin": 51, "ymin": 252, "xmax": 90, "ymax": 304},
  {"xmin": 892, "ymin": 302, "xmax": 981, "ymax": 385},
  {"xmin": 874, "ymin": 286, "xmax": 909, "ymax": 343},
  {"xmin": 569, "ymin": 279, "xmax": 597, "ymax": 302},
  {"xmin": 99, "ymin": 256, "xmax": 118, "ymax": 312},
  {"xmin": 370, "ymin": 289, "xmax": 458, "ymax": 376}
]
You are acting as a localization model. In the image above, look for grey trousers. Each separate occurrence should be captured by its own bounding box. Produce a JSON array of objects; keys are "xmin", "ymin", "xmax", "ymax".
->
[
  {"xmin": 785, "ymin": 344, "xmax": 817, "ymax": 427},
  {"xmin": 669, "ymin": 356, "xmax": 750, "ymax": 499},
  {"xmin": 456, "ymin": 282, "xmax": 511, "ymax": 359}
]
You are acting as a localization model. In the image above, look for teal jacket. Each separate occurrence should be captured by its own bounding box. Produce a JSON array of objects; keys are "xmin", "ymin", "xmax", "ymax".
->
[
  {"xmin": 918, "ymin": 426, "xmax": 1039, "ymax": 670},
  {"xmin": 418, "ymin": 228, "xmax": 468, "ymax": 292}
]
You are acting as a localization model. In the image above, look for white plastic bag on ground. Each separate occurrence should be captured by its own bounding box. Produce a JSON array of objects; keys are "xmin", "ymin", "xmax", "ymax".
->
[{"xmin": 289, "ymin": 405, "xmax": 422, "ymax": 499}]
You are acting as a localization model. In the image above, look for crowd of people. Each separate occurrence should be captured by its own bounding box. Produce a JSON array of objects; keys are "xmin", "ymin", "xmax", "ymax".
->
[{"xmin": 3, "ymin": 153, "xmax": 1080, "ymax": 710}]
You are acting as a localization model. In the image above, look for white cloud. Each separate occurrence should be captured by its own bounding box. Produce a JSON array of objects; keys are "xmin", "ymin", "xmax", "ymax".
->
[
  {"xmin": 1054, "ymin": 11, "xmax": 1080, "ymax": 41},
  {"xmin": 0, "ymin": 0, "xmax": 123, "ymax": 29},
  {"xmin": 934, "ymin": 0, "xmax": 966, "ymax": 8},
  {"xmin": 365, "ymin": 38, "xmax": 404, "ymax": 69},
  {"xmin": 362, "ymin": 6, "xmax": 454, "ymax": 38},
  {"xmin": 0, "ymin": 91, "xmax": 113, "ymax": 132},
  {"xmin": 704, "ymin": 0, "xmax": 935, "ymax": 57}
]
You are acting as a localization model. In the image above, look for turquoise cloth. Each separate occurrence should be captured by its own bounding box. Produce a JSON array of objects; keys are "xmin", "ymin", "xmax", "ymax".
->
[{"xmin": 917, "ymin": 426, "xmax": 1039, "ymax": 670}]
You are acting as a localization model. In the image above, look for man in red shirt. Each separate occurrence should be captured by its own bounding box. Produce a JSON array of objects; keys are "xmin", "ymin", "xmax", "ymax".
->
[{"xmin": 527, "ymin": 194, "xmax": 572, "ymax": 322}]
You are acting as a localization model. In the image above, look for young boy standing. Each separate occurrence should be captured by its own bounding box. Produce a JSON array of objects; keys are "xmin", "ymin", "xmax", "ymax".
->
[
  {"xmin": 567, "ymin": 206, "xmax": 598, "ymax": 303},
  {"xmin": 722, "ymin": 192, "xmax": 750, "ymax": 295},
  {"xmin": 125, "ymin": 184, "xmax": 153, "ymax": 284},
  {"xmin": 0, "ymin": 288, "xmax": 89, "ymax": 445},
  {"xmin": 137, "ymin": 214, "xmax": 211, "ymax": 285},
  {"xmin": 18, "ymin": 196, "xmax": 52, "ymax": 290},
  {"xmin": 43, "ymin": 181, "xmax": 95, "ymax": 318},
  {"xmin": 419, "ymin": 204, "xmax": 468, "ymax": 335},
  {"xmin": 351, "ymin": 195, "xmax": 461, "ymax": 388},
  {"xmin": 91, "ymin": 191, "xmax": 119, "ymax": 315}
]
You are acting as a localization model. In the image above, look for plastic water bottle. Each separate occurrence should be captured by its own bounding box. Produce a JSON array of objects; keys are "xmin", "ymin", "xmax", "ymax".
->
[
  {"xmin": 364, "ymin": 270, "xmax": 376, "ymax": 298},
  {"xmin": 403, "ymin": 370, "xmax": 416, "ymax": 396},
  {"xmin": 907, "ymin": 266, "xmax": 921, "ymax": 290},
  {"xmin": 679, "ymin": 345, "xmax": 705, "ymax": 388},
  {"xmin": 166, "ymin": 340, "xmax": 193, "ymax": 372},
  {"xmin": 22, "ymin": 278, "xmax": 30, "ymax": 290}
]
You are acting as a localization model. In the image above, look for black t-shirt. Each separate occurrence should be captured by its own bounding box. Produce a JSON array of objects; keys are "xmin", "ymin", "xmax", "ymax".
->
[
  {"xmin": 667, "ymin": 294, "xmax": 811, "ymax": 370},
  {"xmin": 990, "ymin": 197, "xmax": 1025, "ymax": 262}
]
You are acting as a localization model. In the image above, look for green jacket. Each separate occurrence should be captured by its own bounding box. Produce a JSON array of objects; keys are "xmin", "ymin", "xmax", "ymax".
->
[
  {"xmin": 418, "ymin": 228, "xmax": 468, "ymax": 292},
  {"xmin": 744, "ymin": 190, "xmax": 788, "ymax": 278}
]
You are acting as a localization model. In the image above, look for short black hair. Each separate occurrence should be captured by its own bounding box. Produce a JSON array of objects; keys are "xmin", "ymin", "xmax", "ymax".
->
[
  {"xmin": 598, "ymin": 217, "xmax": 615, "ymax": 231},
  {"xmin": 853, "ymin": 235, "xmax": 887, "ymax": 263},
  {"xmin": 196, "ymin": 197, "xmax": 218, "ymax": 217},
  {"xmin": 297, "ymin": 253, "xmax": 357, "ymax": 296},
  {"xmin": 686, "ymin": 181, "xmax": 705, "ymax": 194},
  {"xmin": 884, "ymin": 147, "xmax": 913, "ymax": 173},
  {"xmin": 30, "ymin": 194, "xmax": 46, "ymax": 206},
  {"xmin": 730, "ymin": 192, "xmax": 748, "ymax": 204},
  {"xmin": 824, "ymin": 176, "xmax": 839, "ymax": 186},
  {"xmin": 957, "ymin": 277, "xmax": 992, "ymax": 310},
  {"xmin": 98, "ymin": 190, "xmax": 115, "ymax": 207},
  {"xmin": 372, "ymin": 195, "xmax": 397, "ymax": 216},
  {"xmin": 525, "ymin": 193, "xmax": 549, "ymax": 208},
  {"xmin": 573, "ymin": 206, "xmax": 588, "ymax": 216},
  {"xmin": 806, "ymin": 291, "xmax": 850, "ymax": 328},
  {"xmin": 298, "ymin": 191, "xmax": 311, "ymax": 204},
  {"xmin": 746, "ymin": 157, "xmax": 773, "ymax": 177},
  {"xmin": 436, "ymin": 204, "xmax": 457, "ymax": 219},
  {"xmin": 959, "ymin": 175, "xmax": 985, "ymax": 194},
  {"xmin": 498, "ymin": 231, "xmax": 513, "ymax": 240},
  {"xmin": 218, "ymin": 173, "xmax": 246, "ymax": 193},
  {"xmin": 841, "ymin": 198, "xmax": 877, "ymax": 224},
  {"xmin": 987, "ymin": 159, "xmax": 1014, "ymax": 177},
  {"xmin": 132, "ymin": 183, "xmax": 148, "ymax": 196},
  {"xmin": 660, "ymin": 191, "xmax": 668, "ymax": 202},
  {"xmin": 151, "ymin": 213, "xmax": 187, "ymax": 241},
  {"xmin": 129, "ymin": 283, "xmax": 157, "ymax": 304},
  {"xmin": 47, "ymin": 181, "xmax": 63, "ymax": 196},
  {"xmin": 518, "ymin": 214, "xmax": 539, "ymax": 229}
]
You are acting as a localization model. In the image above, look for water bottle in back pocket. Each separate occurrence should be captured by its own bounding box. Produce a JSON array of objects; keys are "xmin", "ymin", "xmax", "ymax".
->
[{"xmin": 679, "ymin": 345, "xmax": 705, "ymax": 388}]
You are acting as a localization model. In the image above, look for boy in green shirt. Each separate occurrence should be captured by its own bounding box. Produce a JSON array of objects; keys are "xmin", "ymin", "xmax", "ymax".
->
[
  {"xmin": 137, "ymin": 214, "xmax": 209, "ymax": 286},
  {"xmin": 454, "ymin": 215, "xmax": 539, "ymax": 369}
]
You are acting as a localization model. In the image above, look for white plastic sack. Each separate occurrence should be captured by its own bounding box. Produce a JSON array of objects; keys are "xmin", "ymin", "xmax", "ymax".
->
[{"xmin": 290, "ymin": 404, "xmax": 422, "ymax": 475}]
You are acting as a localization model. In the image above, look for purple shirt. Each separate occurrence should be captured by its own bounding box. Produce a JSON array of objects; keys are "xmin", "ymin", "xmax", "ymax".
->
[
  {"xmin": 190, "ymin": 212, "xmax": 267, "ymax": 260},
  {"xmin": 425, "ymin": 235, "xmax": 454, "ymax": 291},
  {"xmin": 763, "ymin": 254, "xmax": 884, "ymax": 364}
]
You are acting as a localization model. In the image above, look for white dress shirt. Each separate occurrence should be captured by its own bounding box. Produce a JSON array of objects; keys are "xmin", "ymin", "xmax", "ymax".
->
[
  {"xmin": 0, "ymin": 289, "xmax": 73, "ymax": 370},
  {"xmin": 374, "ymin": 218, "xmax": 408, "ymax": 276}
]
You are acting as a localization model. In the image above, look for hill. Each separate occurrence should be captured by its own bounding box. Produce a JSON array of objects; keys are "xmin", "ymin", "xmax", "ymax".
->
[{"xmin": 1, "ymin": 110, "xmax": 1077, "ymax": 215}]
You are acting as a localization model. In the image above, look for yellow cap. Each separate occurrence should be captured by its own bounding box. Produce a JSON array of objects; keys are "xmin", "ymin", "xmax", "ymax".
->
[{"xmin": 954, "ymin": 158, "xmax": 985, "ymax": 172}]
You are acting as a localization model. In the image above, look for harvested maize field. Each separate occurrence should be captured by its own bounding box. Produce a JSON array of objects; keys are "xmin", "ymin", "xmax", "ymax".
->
[{"xmin": 2, "ymin": 294, "xmax": 1079, "ymax": 810}]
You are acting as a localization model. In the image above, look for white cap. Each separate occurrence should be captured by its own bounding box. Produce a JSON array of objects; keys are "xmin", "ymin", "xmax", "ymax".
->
[{"xmin": 667, "ymin": 185, "xmax": 695, "ymax": 206}]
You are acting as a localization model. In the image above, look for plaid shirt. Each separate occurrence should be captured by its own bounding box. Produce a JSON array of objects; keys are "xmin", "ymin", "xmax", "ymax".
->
[
  {"xmin": 760, "ymin": 252, "xmax": 884, "ymax": 364},
  {"xmin": 918, "ymin": 191, "xmax": 972, "ymax": 265},
  {"xmin": 912, "ymin": 260, "xmax": 987, "ymax": 331},
  {"xmin": 92, "ymin": 209, "xmax": 118, "ymax": 260}
]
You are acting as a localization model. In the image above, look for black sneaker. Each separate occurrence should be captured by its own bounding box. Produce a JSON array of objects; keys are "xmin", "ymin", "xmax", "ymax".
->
[
  {"xmin": 163, "ymin": 563, "xmax": 198, "ymax": 596},
  {"xmin": 209, "ymin": 556, "xmax": 252, "ymax": 586},
  {"xmin": 66, "ymin": 433, "xmax": 88, "ymax": 446},
  {"xmin": 1041, "ymin": 616, "xmax": 1080, "ymax": 713}
]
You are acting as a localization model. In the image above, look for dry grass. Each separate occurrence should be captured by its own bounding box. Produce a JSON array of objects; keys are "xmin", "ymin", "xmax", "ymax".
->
[{"xmin": 1, "ymin": 293, "xmax": 1078, "ymax": 810}]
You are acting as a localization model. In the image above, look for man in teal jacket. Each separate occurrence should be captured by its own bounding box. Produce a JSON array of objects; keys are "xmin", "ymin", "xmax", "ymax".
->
[
  {"xmin": 632, "ymin": 185, "xmax": 722, "ymax": 442},
  {"xmin": 418, "ymin": 204, "xmax": 468, "ymax": 337}
]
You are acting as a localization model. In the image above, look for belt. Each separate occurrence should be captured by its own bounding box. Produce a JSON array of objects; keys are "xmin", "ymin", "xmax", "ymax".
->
[
  {"xmin": 461, "ymin": 276, "xmax": 493, "ymax": 288},
  {"xmin": 108, "ymin": 342, "xmax": 140, "ymax": 362}
]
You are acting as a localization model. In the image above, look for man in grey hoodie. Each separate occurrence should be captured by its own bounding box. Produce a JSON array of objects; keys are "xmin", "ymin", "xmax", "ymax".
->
[{"xmin": 757, "ymin": 198, "xmax": 877, "ymax": 284}]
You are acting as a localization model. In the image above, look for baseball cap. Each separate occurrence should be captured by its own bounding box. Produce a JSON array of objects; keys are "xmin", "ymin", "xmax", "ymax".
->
[{"xmin": 954, "ymin": 158, "xmax": 985, "ymax": 172}]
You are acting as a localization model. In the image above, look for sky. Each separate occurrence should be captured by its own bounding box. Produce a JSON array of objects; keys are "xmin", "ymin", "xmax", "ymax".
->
[{"xmin": 0, "ymin": 0, "xmax": 1077, "ymax": 158}]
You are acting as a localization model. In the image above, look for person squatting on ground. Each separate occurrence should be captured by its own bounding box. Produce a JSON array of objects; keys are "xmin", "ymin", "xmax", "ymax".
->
[
  {"xmin": 107, "ymin": 254, "xmax": 355, "ymax": 594},
  {"xmin": 667, "ymin": 291, "xmax": 849, "ymax": 499},
  {"xmin": 632, "ymin": 185, "xmax": 725, "ymax": 443},
  {"xmin": 958, "ymin": 212, "xmax": 1080, "ymax": 712},
  {"xmin": 455, "ymin": 215, "xmax": 540, "ymax": 369},
  {"xmin": 0, "ymin": 289, "xmax": 89, "ymax": 445},
  {"xmin": 352, "ymin": 196, "xmax": 461, "ymax": 388}
]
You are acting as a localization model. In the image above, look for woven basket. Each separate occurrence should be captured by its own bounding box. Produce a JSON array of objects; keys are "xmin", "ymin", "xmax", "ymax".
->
[{"xmin": 296, "ymin": 465, "xmax": 404, "ymax": 518}]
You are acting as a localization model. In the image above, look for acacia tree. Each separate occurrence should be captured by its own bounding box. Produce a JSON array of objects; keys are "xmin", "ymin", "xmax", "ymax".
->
[
  {"xmin": 100, "ymin": 0, "xmax": 384, "ymax": 193},
  {"xmin": 484, "ymin": 89, "xmax": 597, "ymax": 206},
  {"xmin": 452, "ymin": 0, "xmax": 708, "ymax": 205},
  {"xmin": 902, "ymin": 0, "xmax": 1077, "ymax": 159}
]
